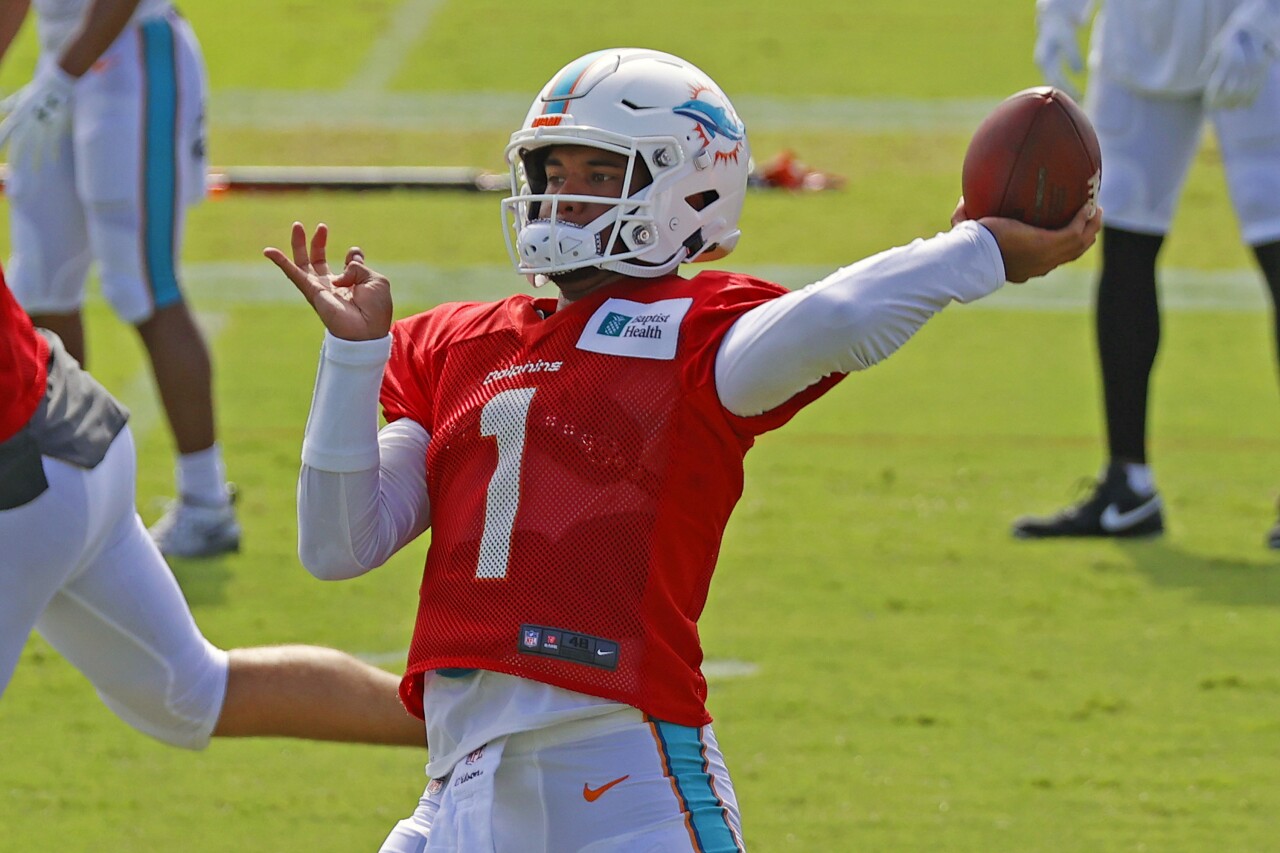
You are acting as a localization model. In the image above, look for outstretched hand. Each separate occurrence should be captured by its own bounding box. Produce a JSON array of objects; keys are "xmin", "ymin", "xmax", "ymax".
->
[
  {"xmin": 952, "ymin": 199, "xmax": 1102, "ymax": 283},
  {"xmin": 264, "ymin": 222, "xmax": 393, "ymax": 340}
]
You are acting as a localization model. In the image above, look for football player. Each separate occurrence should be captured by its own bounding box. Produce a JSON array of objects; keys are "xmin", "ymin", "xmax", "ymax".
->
[
  {"xmin": 1017, "ymin": 0, "xmax": 1280, "ymax": 546},
  {"xmin": 0, "ymin": 265, "xmax": 424, "ymax": 751},
  {"xmin": 266, "ymin": 48, "xmax": 1099, "ymax": 851},
  {"xmin": 0, "ymin": 0, "xmax": 239, "ymax": 557}
]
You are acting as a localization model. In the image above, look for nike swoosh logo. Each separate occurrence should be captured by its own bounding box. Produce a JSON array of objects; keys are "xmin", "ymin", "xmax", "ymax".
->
[
  {"xmin": 1099, "ymin": 496, "xmax": 1162, "ymax": 532},
  {"xmin": 583, "ymin": 774, "xmax": 630, "ymax": 802},
  {"xmin": 597, "ymin": 648, "xmax": 614, "ymax": 656}
]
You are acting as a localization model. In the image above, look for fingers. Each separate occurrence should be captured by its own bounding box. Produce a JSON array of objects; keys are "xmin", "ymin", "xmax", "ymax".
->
[
  {"xmin": 266, "ymin": 220, "xmax": 327, "ymax": 304},
  {"xmin": 265, "ymin": 222, "xmax": 377, "ymax": 313},
  {"xmin": 1026, "ymin": 203, "xmax": 1101, "ymax": 279},
  {"xmin": 332, "ymin": 246, "xmax": 371, "ymax": 287},
  {"xmin": 275, "ymin": 219, "xmax": 333, "ymax": 281},
  {"xmin": 332, "ymin": 257, "xmax": 387, "ymax": 291},
  {"xmin": 1063, "ymin": 201, "xmax": 1102, "ymax": 255},
  {"xmin": 1081, "ymin": 203, "xmax": 1103, "ymax": 243},
  {"xmin": 950, "ymin": 196, "xmax": 968, "ymax": 228},
  {"xmin": 263, "ymin": 245, "xmax": 320, "ymax": 304},
  {"xmin": 980, "ymin": 200, "xmax": 1103, "ymax": 283},
  {"xmin": 289, "ymin": 221, "xmax": 311, "ymax": 269},
  {"xmin": 262, "ymin": 246, "xmax": 296, "ymax": 279},
  {"xmin": 332, "ymin": 258, "xmax": 365, "ymax": 288},
  {"xmin": 311, "ymin": 223, "xmax": 330, "ymax": 277}
]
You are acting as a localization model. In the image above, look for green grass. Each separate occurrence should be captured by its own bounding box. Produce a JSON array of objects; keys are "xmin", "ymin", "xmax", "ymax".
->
[
  {"xmin": 2, "ymin": 1, "xmax": 1278, "ymax": 851},
  {"xmin": 400, "ymin": 0, "xmax": 1039, "ymax": 98}
]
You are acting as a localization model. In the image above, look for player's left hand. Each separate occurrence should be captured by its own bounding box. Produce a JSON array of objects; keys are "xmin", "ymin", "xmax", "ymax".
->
[
  {"xmin": 1202, "ymin": 2, "xmax": 1277, "ymax": 110},
  {"xmin": 264, "ymin": 222, "xmax": 394, "ymax": 341},
  {"xmin": 0, "ymin": 64, "xmax": 76, "ymax": 170},
  {"xmin": 954, "ymin": 197, "xmax": 1102, "ymax": 283}
]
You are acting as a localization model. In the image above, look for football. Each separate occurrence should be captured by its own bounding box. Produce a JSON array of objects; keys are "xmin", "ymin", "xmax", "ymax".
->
[{"xmin": 961, "ymin": 86, "xmax": 1101, "ymax": 229}]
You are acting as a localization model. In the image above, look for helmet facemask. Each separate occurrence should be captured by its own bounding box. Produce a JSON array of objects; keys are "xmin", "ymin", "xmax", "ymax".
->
[{"xmin": 502, "ymin": 134, "xmax": 665, "ymax": 283}]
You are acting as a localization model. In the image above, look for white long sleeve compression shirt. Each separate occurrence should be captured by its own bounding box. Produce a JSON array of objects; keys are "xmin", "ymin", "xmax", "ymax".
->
[{"xmin": 296, "ymin": 220, "xmax": 1006, "ymax": 579}]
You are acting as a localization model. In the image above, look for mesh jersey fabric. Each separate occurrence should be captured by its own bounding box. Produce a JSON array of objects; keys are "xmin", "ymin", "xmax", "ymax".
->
[
  {"xmin": 0, "ymin": 270, "xmax": 49, "ymax": 443},
  {"xmin": 382, "ymin": 271, "xmax": 844, "ymax": 726}
]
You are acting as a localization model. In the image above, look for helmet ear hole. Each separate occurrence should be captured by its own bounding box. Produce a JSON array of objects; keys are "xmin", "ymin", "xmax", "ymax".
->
[{"xmin": 684, "ymin": 190, "xmax": 719, "ymax": 212}]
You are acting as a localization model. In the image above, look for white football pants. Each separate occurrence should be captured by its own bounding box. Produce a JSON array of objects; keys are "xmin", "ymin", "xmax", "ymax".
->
[
  {"xmin": 378, "ymin": 708, "xmax": 746, "ymax": 852},
  {"xmin": 1086, "ymin": 65, "xmax": 1280, "ymax": 245},
  {"xmin": 0, "ymin": 425, "xmax": 228, "ymax": 748}
]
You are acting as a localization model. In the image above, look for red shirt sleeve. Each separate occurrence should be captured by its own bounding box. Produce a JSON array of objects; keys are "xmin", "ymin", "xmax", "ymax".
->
[
  {"xmin": 381, "ymin": 312, "xmax": 438, "ymax": 430},
  {"xmin": 0, "ymin": 268, "xmax": 49, "ymax": 443}
]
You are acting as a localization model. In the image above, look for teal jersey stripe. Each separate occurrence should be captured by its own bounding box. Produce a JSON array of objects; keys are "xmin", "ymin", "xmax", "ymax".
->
[
  {"xmin": 652, "ymin": 720, "xmax": 742, "ymax": 853},
  {"xmin": 140, "ymin": 17, "xmax": 181, "ymax": 309}
]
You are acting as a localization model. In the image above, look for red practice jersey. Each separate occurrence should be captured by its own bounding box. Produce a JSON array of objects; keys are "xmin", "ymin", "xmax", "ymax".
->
[
  {"xmin": 382, "ymin": 271, "xmax": 844, "ymax": 725},
  {"xmin": 0, "ymin": 267, "xmax": 48, "ymax": 443}
]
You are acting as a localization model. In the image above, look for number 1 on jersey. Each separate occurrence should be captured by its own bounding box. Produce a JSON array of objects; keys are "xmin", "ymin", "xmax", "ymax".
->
[{"xmin": 477, "ymin": 387, "xmax": 536, "ymax": 578}]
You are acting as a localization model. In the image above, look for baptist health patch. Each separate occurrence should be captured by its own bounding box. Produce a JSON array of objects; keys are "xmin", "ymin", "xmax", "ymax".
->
[{"xmin": 576, "ymin": 297, "xmax": 693, "ymax": 360}]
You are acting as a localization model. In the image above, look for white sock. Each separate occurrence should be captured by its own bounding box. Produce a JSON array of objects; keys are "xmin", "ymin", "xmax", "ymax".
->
[
  {"xmin": 176, "ymin": 444, "xmax": 229, "ymax": 507},
  {"xmin": 1121, "ymin": 463, "xmax": 1156, "ymax": 497}
]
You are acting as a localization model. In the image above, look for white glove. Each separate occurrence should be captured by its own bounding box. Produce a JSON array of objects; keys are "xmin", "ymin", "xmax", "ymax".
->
[
  {"xmin": 1034, "ymin": 10, "xmax": 1084, "ymax": 99},
  {"xmin": 1202, "ymin": 1, "xmax": 1279, "ymax": 110},
  {"xmin": 0, "ymin": 64, "xmax": 76, "ymax": 170}
]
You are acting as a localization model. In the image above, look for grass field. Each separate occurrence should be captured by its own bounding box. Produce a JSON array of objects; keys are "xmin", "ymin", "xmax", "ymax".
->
[{"xmin": 2, "ymin": 2, "xmax": 1279, "ymax": 851}]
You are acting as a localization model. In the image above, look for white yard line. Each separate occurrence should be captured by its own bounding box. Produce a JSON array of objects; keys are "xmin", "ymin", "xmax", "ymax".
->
[
  {"xmin": 174, "ymin": 262, "xmax": 1270, "ymax": 313},
  {"xmin": 112, "ymin": 310, "xmax": 229, "ymax": 443},
  {"xmin": 344, "ymin": 0, "xmax": 446, "ymax": 93},
  {"xmin": 92, "ymin": 263, "xmax": 1270, "ymax": 429},
  {"xmin": 209, "ymin": 91, "xmax": 1000, "ymax": 132}
]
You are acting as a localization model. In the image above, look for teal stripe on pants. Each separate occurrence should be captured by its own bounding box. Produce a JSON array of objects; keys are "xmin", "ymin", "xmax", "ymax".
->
[
  {"xmin": 652, "ymin": 720, "xmax": 742, "ymax": 852},
  {"xmin": 140, "ymin": 17, "xmax": 180, "ymax": 309}
]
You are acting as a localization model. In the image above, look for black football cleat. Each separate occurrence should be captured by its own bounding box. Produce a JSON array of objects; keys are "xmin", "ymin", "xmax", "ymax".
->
[
  {"xmin": 1013, "ymin": 463, "xmax": 1164, "ymax": 539},
  {"xmin": 1268, "ymin": 501, "xmax": 1280, "ymax": 550}
]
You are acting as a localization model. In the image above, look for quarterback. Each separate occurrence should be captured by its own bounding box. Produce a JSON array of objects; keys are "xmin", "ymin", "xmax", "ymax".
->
[{"xmin": 267, "ymin": 48, "xmax": 1100, "ymax": 852}]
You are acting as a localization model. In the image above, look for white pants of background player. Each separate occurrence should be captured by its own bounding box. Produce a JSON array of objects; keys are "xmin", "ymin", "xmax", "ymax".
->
[
  {"xmin": 378, "ymin": 708, "xmax": 745, "ymax": 853},
  {"xmin": 0, "ymin": 425, "xmax": 228, "ymax": 748},
  {"xmin": 1086, "ymin": 64, "xmax": 1280, "ymax": 244},
  {"xmin": 6, "ymin": 9, "xmax": 207, "ymax": 323}
]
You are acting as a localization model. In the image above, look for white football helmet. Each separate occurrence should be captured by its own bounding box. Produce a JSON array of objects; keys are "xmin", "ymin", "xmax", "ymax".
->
[{"xmin": 502, "ymin": 48, "xmax": 751, "ymax": 282}]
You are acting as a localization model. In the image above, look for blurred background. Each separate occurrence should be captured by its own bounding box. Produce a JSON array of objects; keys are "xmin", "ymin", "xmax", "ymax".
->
[{"xmin": 1, "ymin": 2, "xmax": 1276, "ymax": 850}]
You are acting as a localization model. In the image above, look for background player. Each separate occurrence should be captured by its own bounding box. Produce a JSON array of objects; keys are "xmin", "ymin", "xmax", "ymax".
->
[
  {"xmin": 267, "ymin": 48, "xmax": 1100, "ymax": 851},
  {"xmin": 1015, "ymin": 0, "xmax": 1280, "ymax": 547},
  {"xmin": 0, "ymin": 0, "xmax": 238, "ymax": 557},
  {"xmin": 0, "ymin": 262, "xmax": 426, "ymax": 751}
]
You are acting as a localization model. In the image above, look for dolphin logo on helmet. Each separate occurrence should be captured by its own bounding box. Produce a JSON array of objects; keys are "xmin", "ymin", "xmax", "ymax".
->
[{"xmin": 672, "ymin": 98, "xmax": 745, "ymax": 143}]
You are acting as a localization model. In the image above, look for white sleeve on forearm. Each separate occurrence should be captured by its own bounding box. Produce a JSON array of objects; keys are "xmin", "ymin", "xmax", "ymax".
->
[
  {"xmin": 301, "ymin": 332, "xmax": 393, "ymax": 472},
  {"xmin": 298, "ymin": 420, "xmax": 431, "ymax": 579},
  {"xmin": 297, "ymin": 332, "xmax": 431, "ymax": 580},
  {"xmin": 715, "ymin": 221, "xmax": 1006, "ymax": 417}
]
